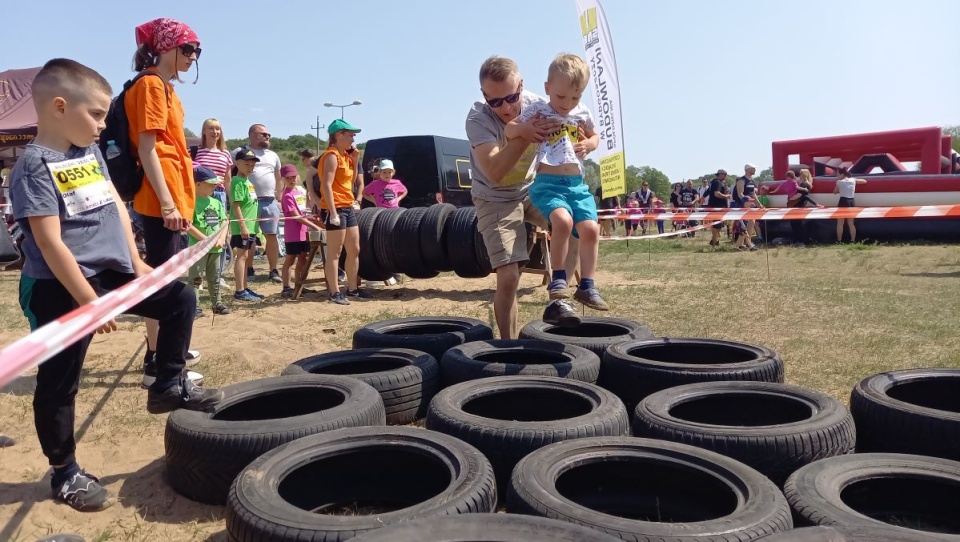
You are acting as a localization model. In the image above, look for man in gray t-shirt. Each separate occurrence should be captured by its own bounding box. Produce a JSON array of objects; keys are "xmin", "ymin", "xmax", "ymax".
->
[{"xmin": 466, "ymin": 56, "xmax": 579, "ymax": 339}]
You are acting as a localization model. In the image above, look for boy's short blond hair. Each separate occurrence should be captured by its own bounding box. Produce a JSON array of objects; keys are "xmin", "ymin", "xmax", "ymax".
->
[
  {"xmin": 548, "ymin": 53, "xmax": 590, "ymax": 89},
  {"xmin": 31, "ymin": 58, "xmax": 112, "ymax": 105},
  {"xmin": 479, "ymin": 56, "xmax": 519, "ymax": 84}
]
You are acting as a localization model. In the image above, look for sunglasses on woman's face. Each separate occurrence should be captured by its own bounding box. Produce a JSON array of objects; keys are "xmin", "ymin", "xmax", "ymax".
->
[
  {"xmin": 179, "ymin": 44, "xmax": 202, "ymax": 59},
  {"xmin": 485, "ymin": 84, "xmax": 522, "ymax": 108}
]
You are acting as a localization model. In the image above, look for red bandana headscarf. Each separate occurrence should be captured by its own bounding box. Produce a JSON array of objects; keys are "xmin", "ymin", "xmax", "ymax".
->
[{"xmin": 135, "ymin": 18, "xmax": 200, "ymax": 54}]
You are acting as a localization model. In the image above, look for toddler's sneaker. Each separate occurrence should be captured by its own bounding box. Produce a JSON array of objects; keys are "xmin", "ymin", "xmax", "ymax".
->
[
  {"xmin": 329, "ymin": 291, "xmax": 350, "ymax": 305},
  {"xmin": 542, "ymin": 299, "xmax": 581, "ymax": 328},
  {"xmin": 52, "ymin": 470, "xmax": 115, "ymax": 512},
  {"xmin": 574, "ymin": 288, "xmax": 610, "ymax": 311},
  {"xmin": 547, "ymin": 279, "xmax": 570, "ymax": 300},
  {"xmin": 147, "ymin": 373, "xmax": 223, "ymax": 414},
  {"xmin": 234, "ymin": 290, "xmax": 260, "ymax": 302},
  {"xmin": 213, "ymin": 303, "xmax": 231, "ymax": 315}
]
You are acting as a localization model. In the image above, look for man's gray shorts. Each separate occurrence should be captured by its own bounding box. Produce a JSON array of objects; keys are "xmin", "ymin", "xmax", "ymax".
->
[{"xmin": 257, "ymin": 197, "xmax": 281, "ymax": 235}]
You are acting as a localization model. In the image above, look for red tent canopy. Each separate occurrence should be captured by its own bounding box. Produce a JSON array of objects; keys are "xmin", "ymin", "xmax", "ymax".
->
[{"xmin": 0, "ymin": 67, "xmax": 40, "ymax": 161}]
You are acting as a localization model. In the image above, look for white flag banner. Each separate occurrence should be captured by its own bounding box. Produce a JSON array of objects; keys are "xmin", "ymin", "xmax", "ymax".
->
[{"xmin": 576, "ymin": 0, "xmax": 626, "ymax": 197}]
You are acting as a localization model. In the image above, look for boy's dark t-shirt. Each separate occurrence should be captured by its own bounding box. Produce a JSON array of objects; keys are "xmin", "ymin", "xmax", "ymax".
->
[{"xmin": 9, "ymin": 143, "xmax": 133, "ymax": 279}]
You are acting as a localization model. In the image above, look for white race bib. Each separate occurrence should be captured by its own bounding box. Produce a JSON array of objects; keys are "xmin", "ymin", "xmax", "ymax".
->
[
  {"xmin": 46, "ymin": 154, "xmax": 114, "ymax": 216},
  {"xmin": 294, "ymin": 188, "xmax": 308, "ymax": 213}
]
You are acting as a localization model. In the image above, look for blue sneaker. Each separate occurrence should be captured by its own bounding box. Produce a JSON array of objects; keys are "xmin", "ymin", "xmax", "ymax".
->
[
  {"xmin": 329, "ymin": 291, "xmax": 350, "ymax": 305},
  {"xmin": 244, "ymin": 288, "xmax": 265, "ymax": 299},
  {"xmin": 234, "ymin": 290, "xmax": 260, "ymax": 302}
]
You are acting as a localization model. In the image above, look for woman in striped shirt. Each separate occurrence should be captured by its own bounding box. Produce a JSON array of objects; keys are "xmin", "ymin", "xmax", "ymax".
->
[{"xmin": 194, "ymin": 118, "xmax": 234, "ymax": 269}]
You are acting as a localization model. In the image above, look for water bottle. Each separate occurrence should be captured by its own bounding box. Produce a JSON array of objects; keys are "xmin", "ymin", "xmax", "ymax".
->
[{"xmin": 105, "ymin": 140, "xmax": 121, "ymax": 160}]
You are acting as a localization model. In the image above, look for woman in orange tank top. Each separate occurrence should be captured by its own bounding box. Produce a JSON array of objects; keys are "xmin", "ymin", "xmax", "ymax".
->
[{"xmin": 319, "ymin": 119, "xmax": 365, "ymax": 305}]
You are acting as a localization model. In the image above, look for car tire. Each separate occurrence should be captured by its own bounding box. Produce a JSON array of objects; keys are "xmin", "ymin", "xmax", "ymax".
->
[
  {"xmin": 225, "ymin": 426, "xmax": 497, "ymax": 542},
  {"xmin": 164, "ymin": 375, "xmax": 385, "ymax": 505},
  {"xmin": 282, "ymin": 348, "xmax": 439, "ymax": 425},
  {"xmin": 420, "ymin": 203, "xmax": 457, "ymax": 272},
  {"xmin": 784, "ymin": 453, "xmax": 960, "ymax": 539},
  {"xmin": 601, "ymin": 337, "xmax": 785, "ymax": 412},
  {"xmin": 447, "ymin": 207, "xmax": 490, "ymax": 278},
  {"xmin": 358, "ymin": 207, "xmax": 391, "ymax": 281},
  {"xmin": 507, "ymin": 436, "xmax": 793, "ymax": 541},
  {"xmin": 426, "ymin": 375, "xmax": 629, "ymax": 493},
  {"xmin": 439, "ymin": 339, "xmax": 600, "ymax": 387},
  {"xmin": 347, "ymin": 513, "xmax": 623, "ymax": 542},
  {"xmin": 352, "ymin": 316, "xmax": 494, "ymax": 364},
  {"xmin": 757, "ymin": 525, "xmax": 947, "ymax": 542},
  {"xmin": 518, "ymin": 316, "xmax": 654, "ymax": 359},
  {"xmin": 393, "ymin": 207, "xmax": 439, "ymax": 279},
  {"xmin": 633, "ymin": 381, "xmax": 856, "ymax": 486},
  {"xmin": 373, "ymin": 207, "xmax": 406, "ymax": 274},
  {"xmin": 850, "ymin": 368, "xmax": 960, "ymax": 460}
]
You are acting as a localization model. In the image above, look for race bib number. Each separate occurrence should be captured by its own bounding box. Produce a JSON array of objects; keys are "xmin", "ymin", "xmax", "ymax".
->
[
  {"xmin": 46, "ymin": 154, "xmax": 114, "ymax": 216},
  {"xmin": 247, "ymin": 182, "xmax": 257, "ymax": 199},
  {"xmin": 294, "ymin": 190, "xmax": 308, "ymax": 213}
]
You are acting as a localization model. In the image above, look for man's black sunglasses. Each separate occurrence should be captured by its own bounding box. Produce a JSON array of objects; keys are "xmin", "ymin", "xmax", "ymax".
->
[
  {"xmin": 485, "ymin": 86, "xmax": 522, "ymax": 108},
  {"xmin": 179, "ymin": 44, "xmax": 202, "ymax": 59}
]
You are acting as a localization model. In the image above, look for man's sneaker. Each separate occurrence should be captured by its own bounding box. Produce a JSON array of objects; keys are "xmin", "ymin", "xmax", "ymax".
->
[
  {"xmin": 543, "ymin": 300, "xmax": 581, "ymax": 328},
  {"xmin": 281, "ymin": 286, "xmax": 295, "ymax": 299},
  {"xmin": 346, "ymin": 287, "xmax": 372, "ymax": 299},
  {"xmin": 547, "ymin": 279, "xmax": 570, "ymax": 300},
  {"xmin": 142, "ymin": 366, "xmax": 204, "ymax": 389},
  {"xmin": 329, "ymin": 292, "xmax": 350, "ymax": 305},
  {"xmin": 234, "ymin": 290, "xmax": 259, "ymax": 302},
  {"xmin": 574, "ymin": 288, "xmax": 610, "ymax": 311},
  {"xmin": 245, "ymin": 288, "xmax": 265, "ymax": 299},
  {"xmin": 185, "ymin": 349, "xmax": 201, "ymax": 366},
  {"xmin": 52, "ymin": 470, "xmax": 115, "ymax": 512},
  {"xmin": 213, "ymin": 303, "xmax": 231, "ymax": 315},
  {"xmin": 269, "ymin": 269, "xmax": 282, "ymax": 283},
  {"xmin": 147, "ymin": 374, "xmax": 223, "ymax": 414}
]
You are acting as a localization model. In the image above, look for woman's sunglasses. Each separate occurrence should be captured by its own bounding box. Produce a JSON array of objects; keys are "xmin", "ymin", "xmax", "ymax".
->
[{"xmin": 179, "ymin": 44, "xmax": 202, "ymax": 59}]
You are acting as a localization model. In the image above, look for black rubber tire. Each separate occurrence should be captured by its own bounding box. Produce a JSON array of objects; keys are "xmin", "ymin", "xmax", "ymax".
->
[
  {"xmin": 419, "ymin": 203, "xmax": 457, "ymax": 272},
  {"xmin": 757, "ymin": 525, "xmax": 948, "ymax": 542},
  {"xmin": 225, "ymin": 426, "xmax": 497, "ymax": 542},
  {"xmin": 373, "ymin": 207, "xmax": 406, "ymax": 274},
  {"xmin": 507, "ymin": 436, "xmax": 793, "ymax": 541},
  {"xmin": 347, "ymin": 513, "xmax": 623, "ymax": 542},
  {"xmin": 282, "ymin": 348, "xmax": 439, "ymax": 425},
  {"xmin": 439, "ymin": 339, "xmax": 600, "ymax": 387},
  {"xmin": 446, "ymin": 207, "xmax": 490, "ymax": 278},
  {"xmin": 164, "ymin": 375, "xmax": 385, "ymax": 505},
  {"xmin": 358, "ymin": 207, "xmax": 391, "ymax": 281},
  {"xmin": 633, "ymin": 381, "xmax": 856, "ymax": 486},
  {"xmin": 518, "ymin": 316, "xmax": 654, "ymax": 359},
  {"xmin": 601, "ymin": 337, "xmax": 785, "ymax": 412},
  {"xmin": 784, "ymin": 453, "xmax": 960, "ymax": 539},
  {"xmin": 850, "ymin": 368, "xmax": 960, "ymax": 461},
  {"xmin": 393, "ymin": 207, "xmax": 439, "ymax": 279},
  {"xmin": 352, "ymin": 316, "xmax": 494, "ymax": 364},
  {"xmin": 426, "ymin": 375, "xmax": 629, "ymax": 494}
]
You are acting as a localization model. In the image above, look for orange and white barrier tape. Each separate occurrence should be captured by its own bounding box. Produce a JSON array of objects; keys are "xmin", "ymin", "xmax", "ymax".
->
[
  {"xmin": 599, "ymin": 221, "xmax": 723, "ymax": 241},
  {"xmin": 0, "ymin": 225, "xmax": 226, "ymax": 388},
  {"xmin": 597, "ymin": 204, "xmax": 960, "ymax": 222}
]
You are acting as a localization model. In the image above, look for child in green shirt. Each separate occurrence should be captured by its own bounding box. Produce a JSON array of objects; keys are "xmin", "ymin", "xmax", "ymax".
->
[
  {"xmin": 230, "ymin": 148, "xmax": 262, "ymax": 301},
  {"xmin": 187, "ymin": 166, "xmax": 229, "ymax": 316}
]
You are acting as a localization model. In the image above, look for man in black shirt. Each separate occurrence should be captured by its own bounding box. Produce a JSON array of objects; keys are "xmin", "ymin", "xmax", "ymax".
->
[
  {"xmin": 680, "ymin": 179, "xmax": 699, "ymax": 234},
  {"xmin": 707, "ymin": 169, "xmax": 731, "ymax": 246}
]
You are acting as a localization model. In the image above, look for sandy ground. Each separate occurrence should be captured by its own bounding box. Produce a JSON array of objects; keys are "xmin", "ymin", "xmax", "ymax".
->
[{"xmin": 0, "ymin": 266, "xmax": 547, "ymax": 542}]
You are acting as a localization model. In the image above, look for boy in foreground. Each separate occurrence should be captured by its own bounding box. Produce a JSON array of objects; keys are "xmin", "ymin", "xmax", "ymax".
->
[
  {"xmin": 8, "ymin": 59, "xmax": 222, "ymax": 511},
  {"xmin": 505, "ymin": 53, "xmax": 606, "ymax": 326}
]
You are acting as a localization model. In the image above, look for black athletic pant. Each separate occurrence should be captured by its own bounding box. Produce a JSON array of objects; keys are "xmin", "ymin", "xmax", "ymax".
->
[{"xmin": 20, "ymin": 269, "xmax": 195, "ymax": 466}]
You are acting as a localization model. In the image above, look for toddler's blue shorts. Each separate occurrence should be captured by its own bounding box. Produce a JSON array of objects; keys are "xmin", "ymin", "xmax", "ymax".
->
[{"xmin": 529, "ymin": 174, "xmax": 598, "ymax": 236}]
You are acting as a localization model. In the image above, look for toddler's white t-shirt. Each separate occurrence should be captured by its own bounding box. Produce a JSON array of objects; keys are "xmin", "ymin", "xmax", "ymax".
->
[{"xmin": 517, "ymin": 98, "xmax": 595, "ymax": 174}]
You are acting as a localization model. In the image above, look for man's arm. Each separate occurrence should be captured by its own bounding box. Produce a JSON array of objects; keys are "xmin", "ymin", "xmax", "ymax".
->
[{"xmin": 273, "ymin": 155, "xmax": 283, "ymax": 201}]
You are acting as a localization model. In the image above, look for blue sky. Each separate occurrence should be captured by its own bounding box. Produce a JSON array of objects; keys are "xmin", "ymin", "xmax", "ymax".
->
[{"xmin": 5, "ymin": 0, "xmax": 958, "ymax": 181}]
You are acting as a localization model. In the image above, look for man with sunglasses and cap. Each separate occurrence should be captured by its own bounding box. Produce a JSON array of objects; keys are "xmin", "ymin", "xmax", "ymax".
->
[{"xmin": 466, "ymin": 56, "xmax": 580, "ymax": 339}]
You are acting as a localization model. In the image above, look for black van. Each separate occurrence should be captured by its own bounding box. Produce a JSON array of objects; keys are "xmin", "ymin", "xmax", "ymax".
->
[{"xmin": 362, "ymin": 135, "xmax": 473, "ymax": 208}]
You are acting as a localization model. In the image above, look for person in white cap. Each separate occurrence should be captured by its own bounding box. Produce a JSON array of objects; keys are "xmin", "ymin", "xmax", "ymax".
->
[{"xmin": 362, "ymin": 159, "xmax": 408, "ymax": 209}]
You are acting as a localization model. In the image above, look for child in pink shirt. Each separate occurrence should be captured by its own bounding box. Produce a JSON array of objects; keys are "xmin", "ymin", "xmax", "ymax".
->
[
  {"xmin": 363, "ymin": 159, "xmax": 408, "ymax": 209},
  {"xmin": 279, "ymin": 164, "xmax": 322, "ymax": 298}
]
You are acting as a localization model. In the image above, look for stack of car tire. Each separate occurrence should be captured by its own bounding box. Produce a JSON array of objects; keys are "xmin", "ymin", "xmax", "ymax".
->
[
  {"xmin": 161, "ymin": 314, "xmax": 960, "ymax": 541},
  {"xmin": 358, "ymin": 204, "xmax": 493, "ymax": 282}
]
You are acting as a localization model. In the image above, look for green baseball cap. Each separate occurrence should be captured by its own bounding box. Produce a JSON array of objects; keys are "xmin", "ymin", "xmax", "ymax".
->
[{"xmin": 327, "ymin": 118, "xmax": 361, "ymax": 135}]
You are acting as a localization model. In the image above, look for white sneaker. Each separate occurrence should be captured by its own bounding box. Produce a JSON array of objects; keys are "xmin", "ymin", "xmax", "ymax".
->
[
  {"xmin": 219, "ymin": 278, "xmax": 229, "ymax": 288},
  {"xmin": 186, "ymin": 350, "xmax": 201, "ymax": 367},
  {"xmin": 142, "ymin": 370, "xmax": 204, "ymax": 389}
]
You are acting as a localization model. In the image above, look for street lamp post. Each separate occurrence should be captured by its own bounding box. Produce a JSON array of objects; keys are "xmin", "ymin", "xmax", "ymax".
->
[{"xmin": 323, "ymin": 100, "xmax": 363, "ymax": 119}]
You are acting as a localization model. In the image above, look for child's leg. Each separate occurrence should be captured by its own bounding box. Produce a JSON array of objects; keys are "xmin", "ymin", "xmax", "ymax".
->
[
  {"xmin": 205, "ymin": 253, "xmax": 221, "ymax": 307},
  {"xmin": 20, "ymin": 278, "xmax": 90, "ymax": 469},
  {"xmin": 188, "ymin": 260, "xmax": 202, "ymax": 306},
  {"xmin": 848, "ymin": 218, "xmax": 857, "ymax": 242},
  {"xmin": 548, "ymin": 207, "xmax": 574, "ymax": 276},
  {"xmin": 281, "ymin": 253, "xmax": 297, "ymax": 288},
  {"xmin": 294, "ymin": 253, "xmax": 310, "ymax": 287},
  {"xmin": 233, "ymin": 247, "xmax": 248, "ymax": 292},
  {"xmin": 575, "ymin": 220, "xmax": 600, "ymax": 282}
]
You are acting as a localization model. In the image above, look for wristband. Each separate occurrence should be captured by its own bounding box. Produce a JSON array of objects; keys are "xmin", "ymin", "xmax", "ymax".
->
[{"xmin": 161, "ymin": 206, "xmax": 177, "ymax": 216}]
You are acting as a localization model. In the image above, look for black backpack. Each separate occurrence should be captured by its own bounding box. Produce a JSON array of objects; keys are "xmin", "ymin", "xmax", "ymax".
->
[{"xmin": 98, "ymin": 71, "xmax": 168, "ymax": 202}]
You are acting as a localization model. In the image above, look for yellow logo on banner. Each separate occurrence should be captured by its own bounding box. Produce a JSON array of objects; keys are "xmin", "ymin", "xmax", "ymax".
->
[
  {"xmin": 600, "ymin": 151, "xmax": 626, "ymax": 197},
  {"xmin": 579, "ymin": 7, "xmax": 597, "ymax": 36}
]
